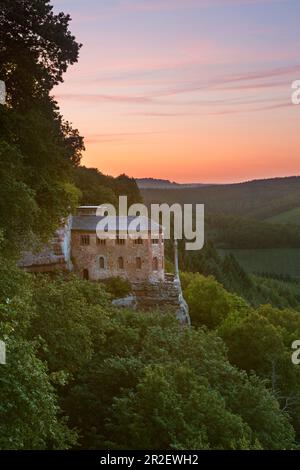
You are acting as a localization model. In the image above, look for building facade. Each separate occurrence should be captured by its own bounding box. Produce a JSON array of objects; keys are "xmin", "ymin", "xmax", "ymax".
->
[
  {"xmin": 71, "ymin": 209, "xmax": 164, "ymax": 283},
  {"xmin": 20, "ymin": 206, "xmax": 165, "ymax": 284},
  {"xmin": 19, "ymin": 207, "xmax": 191, "ymax": 325}
]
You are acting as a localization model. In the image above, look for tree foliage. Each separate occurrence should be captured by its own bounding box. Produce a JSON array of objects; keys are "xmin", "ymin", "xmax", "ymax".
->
[
  {"xmin": 183, "ymin": 273, "xmax": 247, "ymax": 329},
  {"xmin": 61, "ymin": 308, "xmax": 295, "ymax": 450},
  {"xmin": 1, "ymin": 0, "xmax": 299, "ymax": 453},
  {"xmin": 73, "ymin": 166, "xmax": 142, "ymax": 207},
  {"xmin": 0, "ymin": 0, "xmax": 80, "ymax": 108},
  {"xmin": 0, "ymin": 0, "xmax": 84, "ymax": 256},
  {"xmin": 0, "ymin": 259, "xmax": 76, "ymax": 449}
]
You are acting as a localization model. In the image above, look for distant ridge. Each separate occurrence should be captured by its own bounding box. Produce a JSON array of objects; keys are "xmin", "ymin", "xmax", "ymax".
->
[
  {"xmin": 137, "ymin": 175, "xmax": 300, "ymax": 189},
  {"xmin": 140, "ymin": 176, "xmax": 300, "ymax": 220},
  {"xmin": 136, "ymin": 177, "xmax": 211, "ymax": 189}
]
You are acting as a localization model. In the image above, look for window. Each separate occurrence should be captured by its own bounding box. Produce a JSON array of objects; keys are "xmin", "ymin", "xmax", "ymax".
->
[
  {"xmin": 118, "ymin": 257, "xmax": 124, "ymax": 269},
  {"xmin": 53, "ymin": 243, "xmax": 61, "ymax": 255},
  {"xmin": 97, "ymin": 238, "xmax": 106, "ymax": 246},
  {"xmin": 99, "ymin": 257, "xmax": 105, "ymax": 269},
  {"xmin": 83, "ymin": 269, "xmax": 89, "ymax": 280},
  {"xmin": 134, "ymin": 237, "xmax": 143, "ymax": 245},
  {"xmin": 152, "ymin": 257, "xmax": 159, "ymax": 271},
  {"xmin": 80, "ymin": 234, "xmax": 90, "ymax": 246},
  {"xmin": 151, "ymin": 238, "xmax": 159, "ymax": 245},
  {"xmin": 116, "ymin": 235, "xmax": 125, "ymax": 245},
  {"xmin": 136, "ymin": 257, "xmax": 142, "ymax": 269}
]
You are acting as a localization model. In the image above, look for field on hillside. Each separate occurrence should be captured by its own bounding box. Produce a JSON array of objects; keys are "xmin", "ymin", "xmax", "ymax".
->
[
  {"xmin": 266, "ymin": 207, "xmax": 300, "ymax": 225},
  {"xmin": 219, "ymin": 248, "xmax": 300, "ymax": 278}
]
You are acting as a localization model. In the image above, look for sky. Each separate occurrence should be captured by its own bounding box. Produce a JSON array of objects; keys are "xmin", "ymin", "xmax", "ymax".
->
[{"xmin": 52, "ymin": 0, "xmax": 300, "ymax": 183}]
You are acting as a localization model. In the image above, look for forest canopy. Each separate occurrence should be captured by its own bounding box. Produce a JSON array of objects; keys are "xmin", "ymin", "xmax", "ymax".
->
[{"xmin": 1, "ymin": 0, "xmax": 300, "ymax": 452}]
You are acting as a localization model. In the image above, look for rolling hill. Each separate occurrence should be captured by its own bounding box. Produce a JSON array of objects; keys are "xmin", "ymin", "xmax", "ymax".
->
[
  {"xmin": 266, "ymin": 207, "xmax": 300, "ymax": 225},
  {"xmin": 141, "ymin": 176, "xmax": 300, "ymax": 220},
  {"xmin": 141, "ymin": 176, "xmax": 300, "ymax": 279},
  {"xmin": 137, "ymin": 178, "xmax": 210, "ymax": 189}
]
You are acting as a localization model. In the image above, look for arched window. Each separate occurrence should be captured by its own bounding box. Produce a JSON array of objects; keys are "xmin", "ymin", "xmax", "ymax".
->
[
  {"xmin": 99, "ymin": 257, "xmax": 105, "ymax": 269},
  {"xmin": 83, "ymin": 269, "xmax": 89, "ymax": 280},
  {"xmin": 152, "ymin": 257, "xmax": 158, "ymax": 271},
  {"xmin": 136, "ymin": 257, "xmax": 142, "ymax": 269},
  {"xmin": 118, "ymin": 257, "xmax": 124, "ymax": 269}
]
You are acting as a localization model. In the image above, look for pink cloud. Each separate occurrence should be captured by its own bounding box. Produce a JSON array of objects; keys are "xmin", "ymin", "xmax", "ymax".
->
[
  {"xmin": 118, "ymin": 0, "xmax": 285, "ymax": 12},
  {"xmin": 56, "ymin": 93, "xmax": 153, "ymax": 104},
  {"xmin": 153, "ymin": 64, "xmax": 300, "ymax": 97}
]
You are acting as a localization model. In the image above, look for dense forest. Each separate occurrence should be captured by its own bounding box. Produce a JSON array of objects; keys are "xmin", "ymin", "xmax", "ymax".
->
[
  {"xmin": 2, "ymin": 263, "xmax": 299, "ymax": 450},
  {"xmin": 142, "ymin": 179, "xmax": 300, "ymax": 249},
  {"xmin": 1, "ymin": 0, "xmax": 300, "ymax": 451},
  {"xmin": 142, "ymin": 177, "xmax": 300, "ymax": 284},
  {"xmin": 142, "ymin": 177, "xmax": 300, "ymax": 220},
  {"xmin": 163, "ymin": 239, "xmax": 300, "ymax": 309}
]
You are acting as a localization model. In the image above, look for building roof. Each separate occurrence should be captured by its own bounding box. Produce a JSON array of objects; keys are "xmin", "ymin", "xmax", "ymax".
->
[{"xmin": 71, "ymin": 215, "xmax": 161, "ymax": 232}]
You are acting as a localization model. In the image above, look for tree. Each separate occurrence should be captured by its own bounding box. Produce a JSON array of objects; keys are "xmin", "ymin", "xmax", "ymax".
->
[
  {"xmin": 0, "ymin": 1, "xmax": 84, "ymax": 256},
  {"xmin": 219, "ymin": 311, "xmax": 285, "ymax": 377},
  {"xmin": 73, "ymin": 167, "xmax": 118, "ymax": 206},
  {"xmin": 73, "ymin": 166, "xmax": 142, "ymax": 207},
  {"xmin": 184, "ymin": 274, "xmax": 237, "ymax": 329},
  {"xmin": 114, "ymin": 174, "xmax": 142, "ymax": 207},
  {"xmin": 28, "ymin": 275, "xmax": 111, "ymax": 375},
  {"xmin": 0, "ymin": 0, "xmax": 80, "ymax": 108},
  {"xmin": 63, "ymin": 309, "xmax": 296, "ymax": 450},
  {"xmin": 0, "ymin": 337, "xmax": 76, "ymax": 450},
  {"xmin": 219, "ymin": 304, "xmax": 300, "ymax": 440},
  {"xmin": 0, "ymin": 259, "xmax": 76, "ymax": 450},
  {"xmin": 106, "ymin": 364, "xmax": 256, "ymax": 450}
]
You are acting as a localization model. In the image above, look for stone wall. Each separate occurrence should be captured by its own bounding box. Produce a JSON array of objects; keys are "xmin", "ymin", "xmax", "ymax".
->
[{"xmin": 19, "ymin": 217, "xmax": 71, "ymax": 273}]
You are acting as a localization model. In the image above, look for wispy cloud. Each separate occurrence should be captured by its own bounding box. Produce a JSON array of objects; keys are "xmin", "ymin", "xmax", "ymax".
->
[
  {"xmin": 221, "ymin": 64, "xmax": 300, "ymax": 85},
  {"xmin": 129, "ymin": 99, "xmax": 293, "ymax": 117},
  {"xmin": 56, "ymin": 93, "xmax": 153, "ymax": 104},
  {"xmin": 218, "ymin": 79, "xmax": 288, "ymax": 91},
  {"xmin": 57, "ymin": 63, "xmax": 299, "ymax": 108},
  {"xmin": 154, "ymin": 64, "xmax": 300, "ymax": 97},
  {"xmin": 85, "ymin": 131, "xmax": 166, "ymax": 144},
  {"xmin": 118, "ymin": 0, "xmax": 285, "ymax": 12}
]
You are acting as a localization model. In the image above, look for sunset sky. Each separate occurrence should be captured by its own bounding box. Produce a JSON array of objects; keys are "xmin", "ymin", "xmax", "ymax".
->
[{"xmin": 53, "ymin": 0, "xmax": 300, "ymax": 183}]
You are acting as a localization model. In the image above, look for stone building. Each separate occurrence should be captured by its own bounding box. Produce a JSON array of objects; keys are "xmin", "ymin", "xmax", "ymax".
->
[
  {"xmin": 71, "ymin": 208, "xmax": 165, "ymax": 283},
  {"xmin": 19, "ymin": 206, "xmax": 190, "ymax": 325},
  {"xmin": 20, "ymin": 206, "xmax": 165, "ymax": 283}
]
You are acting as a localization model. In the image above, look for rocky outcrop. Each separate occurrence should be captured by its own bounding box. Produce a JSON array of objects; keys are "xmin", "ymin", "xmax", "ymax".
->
[
  {"xmin": 112, "ymin": 295, "xmax": 137, "ymax": 309},
  {"xmin": 131, "ymin": 276, "xmax": 190, "ymax": 325},
  {"xmin": 0, "ymin": 340, "xmax": 6, "ymax": 365},
  {"xmin": 18, "ymin": 218, "xmax": 72, "ymax": 273}
]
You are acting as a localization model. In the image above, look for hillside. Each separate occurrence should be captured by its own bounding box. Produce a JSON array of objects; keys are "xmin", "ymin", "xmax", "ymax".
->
[
  {"xmin": 136, "ymin": 178, "xmax": 180, "ymax": 189},
  {"xmin": 142, "ymin": 176, "xmax": 300, "ymax": 280},
  {"xmin": 266, "ymin": 207, "xmax": 300, "ymax": 225},
  {"xmin": 141, "ymin": 176, "xmax": 300, "ymax": 220}
]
